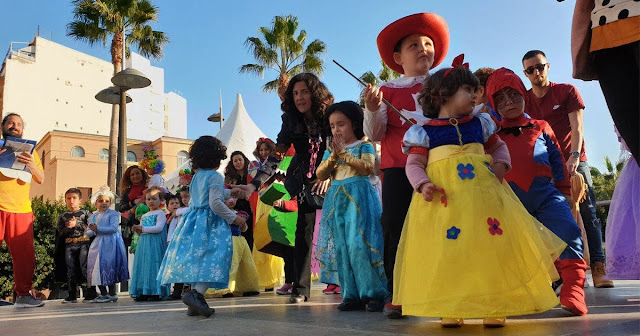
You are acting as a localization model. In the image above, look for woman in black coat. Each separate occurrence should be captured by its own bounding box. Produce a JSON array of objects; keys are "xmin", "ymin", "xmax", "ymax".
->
[{"xmin": 235, "ymin": 73, "xmax": 333, "ymax": 303}]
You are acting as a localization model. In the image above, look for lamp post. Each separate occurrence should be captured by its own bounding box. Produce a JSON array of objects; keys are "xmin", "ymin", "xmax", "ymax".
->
[
  {"xmin": 95, "ymin": 68, "xmax": 150, "ymax": 195},
  {"xmin": 207, "ymin": 112, "xmax": 224, "ymax": 129}
]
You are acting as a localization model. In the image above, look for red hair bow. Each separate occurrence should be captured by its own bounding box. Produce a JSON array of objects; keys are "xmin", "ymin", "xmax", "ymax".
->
[
  {"xmin": 443, "ymin": 54, "xmax": 469, "ymax": 79},
  {"xmin": 258, "ymin": 137, "xmax": 274, "ymax": 144}
]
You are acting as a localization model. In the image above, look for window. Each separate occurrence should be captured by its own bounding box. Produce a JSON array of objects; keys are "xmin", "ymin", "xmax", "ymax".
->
[
  {"xmin": 77, "ymin": 187, "xmax": 92, "ymax": 201},
  {"xmin": 41, "ymin": 150, "xmax": 45, "ymax": 169},
  {"xmin": 71, "ymin": 146, "xmax": 85, "ymax": 158},
  {"xmin": 177, "ymin": 150, "xmax": 189, "ymax": 167},
  {"xmin": 127, "ymin": 151, "xmax": 137, "ymax": 162},
  {"xmin": 98, "ymin": 149, "xmax": 109, "ymax": 161}
]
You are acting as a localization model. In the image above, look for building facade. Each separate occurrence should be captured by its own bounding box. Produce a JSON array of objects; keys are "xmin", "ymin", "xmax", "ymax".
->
[
  {"xmin": 30, "ymin": 130, "xmax": 192, "ymax": 201},
  {"xmin": 0, "ymin": 36, "xmax": 187, "ymax": 143}
]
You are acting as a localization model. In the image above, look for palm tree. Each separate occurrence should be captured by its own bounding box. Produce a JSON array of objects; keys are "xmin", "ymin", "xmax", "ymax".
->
[
  {"xmin": 67, "ymin": 0, "xmax": 169, "ymax": 191},
  {"xmin": 239, "ymin": 15, "xmax": 326, "ymax": 101},
  {"xmin": 358, "ymin": 60, "xmax": 400, "ymax": 105}
]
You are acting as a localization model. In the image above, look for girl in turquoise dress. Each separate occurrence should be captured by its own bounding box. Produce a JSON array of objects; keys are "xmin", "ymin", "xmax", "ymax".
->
[
  {"xmin": 130, "ymin": 187, "xmax": 170, "ymax": 300},
  {"xmin": 158, "ymin": 136, "xmax": 247, "ymax": 317},
  {"xmin": 315, "ymin": 101, "xmax": 387, "ymax": 312}
]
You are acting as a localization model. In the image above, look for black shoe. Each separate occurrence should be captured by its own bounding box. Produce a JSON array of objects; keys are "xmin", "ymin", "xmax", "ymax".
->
[
  {"xmin": 367, "ymin": 300, "xmax": 384, "ymax": 312},
  {"xmin": 186, "ymin": 307, "xmax": 215, "ymax": 316},
  {"xmin": 221, "ymin": 293, "xmax": 234, "ymax": 298},
  {"xmin": 183, "ymin": 290, "xmax": 213, "ymax": 318},
  {"xmin": 264, "ymin": 288, "xmax": 274, "ymax": 292},
  {"xmin": 62, "ymin": 297, "xmax": 78, "ymax": 304},
  {"xmin": 134, "ymin": 295, "xmax": 148, "ymax": 302},
  {"xmin": 243, "ymin": 291, "xmax": 260, "ymax": 297},
  {"xmin": 337, "ymin": 301, "xmax": 366, "ymax": 311},
  {"xmin": 147, "ymin": 295, "xmax": 161, "ymax": 301},
  {"xmin": 167, "ymin": 294, "xmax": 182, "ymax": 301},
  {"xmin": 288, "ymin": 294, "xmax": 307, "ymax": 304}
]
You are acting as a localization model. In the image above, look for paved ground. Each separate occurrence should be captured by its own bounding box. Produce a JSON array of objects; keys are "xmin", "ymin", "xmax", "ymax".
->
[{"xmin": 1, "ymin": 280, "xmax": 639, "ymax": 336}]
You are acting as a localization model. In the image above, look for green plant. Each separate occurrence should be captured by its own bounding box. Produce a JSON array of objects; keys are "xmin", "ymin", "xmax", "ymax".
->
[{"xmin": 591, "ymin": 156, "xmax": 625, "ymax": 240}]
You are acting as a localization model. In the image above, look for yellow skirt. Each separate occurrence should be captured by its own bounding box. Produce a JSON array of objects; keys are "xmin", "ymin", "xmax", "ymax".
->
[
  {"xmin": 393, "ymin": 144, "xmax": 566, "ymax": 318},
  {"xmin": 206, "ymin": 235, "xmax": 260, "ymax": 297},
  {"xmin": 252, "ymin": 202, "xmax": 285, "ymax": 288}
]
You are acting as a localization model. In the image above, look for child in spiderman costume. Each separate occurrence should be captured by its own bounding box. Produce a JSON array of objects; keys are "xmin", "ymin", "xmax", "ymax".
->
[{"xmin": 486, "ymin": 68, "xmax": 588, "ymax": 316}]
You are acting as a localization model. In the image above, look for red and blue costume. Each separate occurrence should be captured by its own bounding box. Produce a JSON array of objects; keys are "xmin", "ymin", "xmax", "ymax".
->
[{"xmin": 486, "ymin": 68, "xmax": 588, "ymax": 316}]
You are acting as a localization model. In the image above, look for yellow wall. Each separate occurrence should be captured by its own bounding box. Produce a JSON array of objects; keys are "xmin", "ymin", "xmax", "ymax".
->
[{"xmin": 30, "ymin": 130, "xmax": 192, "ymax": 201}]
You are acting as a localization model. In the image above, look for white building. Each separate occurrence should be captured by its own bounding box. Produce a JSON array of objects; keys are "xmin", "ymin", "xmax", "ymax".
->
[{"xmin": 0, "ymin": 36, "xmax": 187, "ymax": 143}]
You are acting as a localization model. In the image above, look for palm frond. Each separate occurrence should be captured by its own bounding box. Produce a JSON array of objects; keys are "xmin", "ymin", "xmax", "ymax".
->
[
  {"xmin": 67, "ymin": 21, "xmax": 108, "ymax": 46},
  {"xmin": 302, "ymin": 54, "xmax": 324, "ymax": 75},
  {"xmin": 263, "ymin": 78, "xmax": 280, "ymax": 93},
  {"xmin": 239, "ymin": 64, "xmax": 265, "ymax": 78},
  {"xmin": 128, "ymin": 25, "xmax": 168, "ymax": 59},
  {"xmin": 305, "ymin": 39, "xmax": 326, "ymax": 56}
]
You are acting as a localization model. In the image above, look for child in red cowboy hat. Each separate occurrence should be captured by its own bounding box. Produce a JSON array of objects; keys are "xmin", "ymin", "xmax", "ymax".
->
[{"xmin": 362, "ymin": 12, "xmax": 449, "ymax": 319}]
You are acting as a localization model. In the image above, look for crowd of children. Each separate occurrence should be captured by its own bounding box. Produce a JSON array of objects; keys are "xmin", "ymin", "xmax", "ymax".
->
[{"xmin": 37, "ymin": 10, "xmax": 638, "ymax": 330}]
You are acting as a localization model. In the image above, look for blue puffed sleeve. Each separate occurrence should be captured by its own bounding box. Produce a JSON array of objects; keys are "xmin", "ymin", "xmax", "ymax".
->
[
  {"xmin": 402, "ymin": 125, "xmax": 430, "ymax": 154},
  {"xmin": 476, "ymin": 112, "xmax": 498, "ymax": 143}
]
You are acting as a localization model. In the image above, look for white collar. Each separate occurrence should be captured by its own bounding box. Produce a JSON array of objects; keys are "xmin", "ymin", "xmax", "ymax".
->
[{"xmin": 381, "ymin": 76, "xmax": 427, "ymax": 89}]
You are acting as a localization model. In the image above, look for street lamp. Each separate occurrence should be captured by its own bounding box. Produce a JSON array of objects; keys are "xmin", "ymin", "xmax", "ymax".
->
[
  {"xmin": 207, "ymin": 112, "xmax": 224, "ymax": 129},
  {"xmin": 96, "ymin": 68, "xmax": 150, "ymax": 195}
]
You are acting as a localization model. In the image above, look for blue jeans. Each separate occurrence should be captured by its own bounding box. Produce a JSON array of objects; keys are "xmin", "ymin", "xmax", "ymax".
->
[{"xmin": 577, "ymin": 162, "xmax": 605, "ymax": 263}]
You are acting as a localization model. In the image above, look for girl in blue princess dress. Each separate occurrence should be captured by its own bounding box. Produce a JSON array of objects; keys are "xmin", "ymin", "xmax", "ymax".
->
[
  {"xmin": 315, "ymin": 101, "xmax": 387, "ymax": 312},
  {"xmin": 158, "ymin": 136, "xmax": 247, "ymax": 317}
]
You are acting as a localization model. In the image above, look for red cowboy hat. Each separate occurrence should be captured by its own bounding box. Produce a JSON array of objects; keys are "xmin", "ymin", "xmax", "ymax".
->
[{"xmin": 377, "ymin": 13, "xmax": 450, "ymax": 74}]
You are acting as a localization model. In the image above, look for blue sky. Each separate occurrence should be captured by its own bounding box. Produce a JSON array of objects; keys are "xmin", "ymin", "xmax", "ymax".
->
[{"xmin": 0, "ymin": 0, "xmax": 623, "ymax": 171}]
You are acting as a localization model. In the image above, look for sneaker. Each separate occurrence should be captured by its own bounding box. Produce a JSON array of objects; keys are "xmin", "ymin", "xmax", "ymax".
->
[
  {"xmin": 264, "ymin": 288, "xmax": 274, "ymax": 292},
  {"xmin": 383, "ymin": 302, "xmax": 403, "ymax": 319},
  {"xmin": 441, "ymin": 318, "xmax": 464, "ymax": 328},
  {"xmin": 334, "ymin": 286, "xmax": 341, "ymax": 295},
  {"xmin": 109, "ymin": 295, "xmax": 118, "ymax": 302},
  {"xmin": 337, "ymin": 300, "xmax": 366, "ymax": 311},
  {"xmin": 483, "ymin": 317, "xmax": 506, "ymax": 328},
  {"xmin": 242, "ymin": 291, "xmax": 260, "ymax": 297},
  {"xmin": 62, "ymin": 297, "xmax": 78, "ymax": 304},
  {"xmin": 276, "ymin": 283, "xmax": 293, "ymax": 295},
  {"xmin": 288, "ymin": 293, "xmax": 307, "ymax": 304},
  {"xmin": 96, "ymin": 295, "xmax": 112, "ymax": 303},
  {"xmin": 322, "ymin": 284, "xmax": 337, "ymax": 295},
  {"xmin": 592, "ymin": 261, "xmax": 614, "ymax": 288},
  {"xmin": 14, "ymin": 295, "xmax": 45, "ymax": 308},
  {"xmin": 552, "ymin": 278, "xmax": 563, "ymax": 296}
]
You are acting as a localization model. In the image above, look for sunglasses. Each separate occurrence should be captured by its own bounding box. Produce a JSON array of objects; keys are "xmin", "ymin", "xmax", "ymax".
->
[{"xmin": 524, "ymin": 63, "xmax": 547, "ymax": 75}]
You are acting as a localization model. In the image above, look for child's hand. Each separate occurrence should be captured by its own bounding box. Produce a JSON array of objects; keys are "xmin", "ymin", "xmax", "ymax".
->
[
  {"xmin": 491, "ymin": 162, "xmax": 508, "ymax": 182},
  {"xmin": 331, "ymin": 134, "xmax": 344, "ymax": 153},
  {"xmin": 88, "ymin": 223, "xmax": 98, "ymax": 232},
  {"xmin": 419, "ymin": 182, "xmax": 440, "ymax": 202},
  {"xmin": 364, "ymin": 84, "xmax": 383, "ymax": 112},
  {"xmin": 232, "ymin": 215, "xmax": 247, "ymax": 228},
  {"xmin": 65, "ymin": 217, "xmax": 77, "ymax": 229},
  {"xmin": 273, "ymin": 199, "xmax": 284, "ymax": 209}
]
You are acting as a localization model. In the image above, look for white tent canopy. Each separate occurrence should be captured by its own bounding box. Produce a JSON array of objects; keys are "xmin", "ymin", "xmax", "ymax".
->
[
  {"xmin": 164, "ymin": 93, "xmax": 267, "ymax": 192},
  {"xmin": 215, "ymin": 93, "xmax": 267, "ymax": 171}
]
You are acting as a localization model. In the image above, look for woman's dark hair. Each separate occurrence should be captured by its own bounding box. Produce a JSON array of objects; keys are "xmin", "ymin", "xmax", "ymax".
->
[
  {"xmin": 281, "ymin": 73, "xmax": 334, "ymax": 119},
  {"xmin": 120, "ymin": 165, "xmax": 149, "ymax": 192},
  {"xmin": 189, "ymin": 136, "xmax": 227, "ymax": 170},
  {"xmin": 224, "ymin": 151, "xmax": 249, "ymax": 184},
  {"xmin": 325, "ymin": 101, "xmax": 365, "ymax": 140},
  {"xmin": 252, "ymin": 138, "xmax": 275, "ymax": 161},
  {"xmin": 418, "ymin": 67, "xmax": 480, "ymax": 118}
]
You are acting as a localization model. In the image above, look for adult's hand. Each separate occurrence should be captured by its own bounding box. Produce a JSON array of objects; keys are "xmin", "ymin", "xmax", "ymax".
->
[
  {"xmin": 230, "ymin": 184, "xmax": 255, "ymax": 200},
  {"xmin": 566, "ymin": 156, "xmax": 579, "ymax": 176},
  {"xmin": 311, "ymin": 179, "xmax": 330, "ymax": 196}
]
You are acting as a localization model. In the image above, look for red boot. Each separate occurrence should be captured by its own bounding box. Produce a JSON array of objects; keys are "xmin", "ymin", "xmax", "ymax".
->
[{"xmin": 555, "ymin": 259, "xmax": 588, "ymax": 316}]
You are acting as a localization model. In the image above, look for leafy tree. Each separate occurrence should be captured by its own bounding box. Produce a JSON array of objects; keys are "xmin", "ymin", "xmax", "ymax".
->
[
  {"xmin": 240, "ymin": 15, "xmax": 326, "ymax": 101},
  {"xmin": 67, "ymin": 0, "xmax": 169, "ymax": 190},
  {"xmin": 358, "ymin": 60, "xmax": 400, "ymax": 105},
  {"xmin": 591, "ymin": 155, "xmax": 627, "ymax": 239}
]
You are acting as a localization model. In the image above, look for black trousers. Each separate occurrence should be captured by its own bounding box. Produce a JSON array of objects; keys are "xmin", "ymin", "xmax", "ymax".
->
[
  {"xmin": 98, "ymin": 285, "xmax": 117, "ymax": 296},
  {"xmin": 380, "ymin": 168, "xmax": 414, "ymax": 293},
  {"xmin": 282, "ymin": 246, "xmax": 295, "ymax": 284},
  {"xmin": 64, "ymin": 243, "xmax": 89, "ymax": 299},
  {"xmin": 594, "ymin": 41, "xmax": 640, "ymax": 164},
  {"xmin": 291, "ymin": 200, "xmax": 317, "ymax": 298}
]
